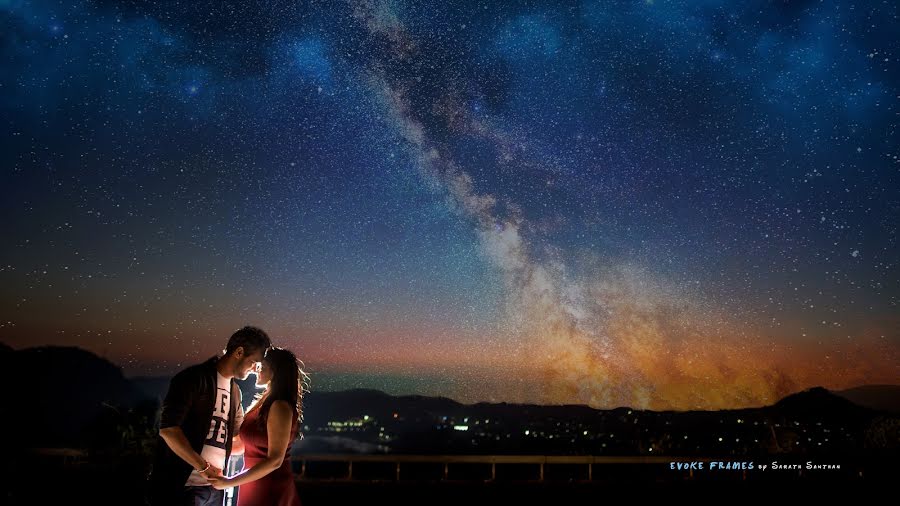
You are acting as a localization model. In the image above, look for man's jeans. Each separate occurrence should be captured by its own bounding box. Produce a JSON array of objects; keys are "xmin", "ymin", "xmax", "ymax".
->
[{"xmin": 183, "ymin": 485, "xmax": 225, "ymax": 506}]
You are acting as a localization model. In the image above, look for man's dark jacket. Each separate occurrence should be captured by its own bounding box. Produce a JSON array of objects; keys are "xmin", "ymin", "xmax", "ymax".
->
[{"xmin": 146, "ymin": 356, "xmax": 242, "ymax": 505}]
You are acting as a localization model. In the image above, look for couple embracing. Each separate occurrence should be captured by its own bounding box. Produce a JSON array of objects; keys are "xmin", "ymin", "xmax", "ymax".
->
[{"xmin": 147, "ymin": 326, "xmax": 309, "ymax": 506}]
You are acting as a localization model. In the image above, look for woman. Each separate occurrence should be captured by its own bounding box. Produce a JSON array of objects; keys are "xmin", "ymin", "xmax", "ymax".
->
[{"xmin": 209, "ymin": 347, "xmax": 309, "ymax": 505}]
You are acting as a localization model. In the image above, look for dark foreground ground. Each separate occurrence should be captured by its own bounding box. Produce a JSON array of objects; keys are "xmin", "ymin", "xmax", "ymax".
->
[
  {"xmin": 3, "ymin": 477, "xmax": 894, "ymax": 505},
  {"xmin": 4, "ymin": 455, "xmax": 896, "ymax": 505}
]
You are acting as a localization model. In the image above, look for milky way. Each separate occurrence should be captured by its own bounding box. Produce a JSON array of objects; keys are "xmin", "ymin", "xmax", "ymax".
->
[{"xmin": 1, "ymin": 0, "xmax": 897, "ymax": 409}]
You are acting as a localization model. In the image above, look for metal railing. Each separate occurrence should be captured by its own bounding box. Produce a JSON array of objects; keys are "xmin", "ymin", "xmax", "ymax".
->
[
  {"xmin": 290, "ymin": 454, "xmax": 722, "ymax": 482},
  {"xmin": 25, "ymin": 449, "xmax": 727, "ymax": 482},
  {"xmin": 33, "ymin": 449, "xmax": 844, "ymax": 484}
]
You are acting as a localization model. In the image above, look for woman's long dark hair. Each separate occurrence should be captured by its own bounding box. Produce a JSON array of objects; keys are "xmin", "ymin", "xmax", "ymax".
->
[{"xmin": 253, "ymin": 347, "xmax": 310, "ymax": 439}]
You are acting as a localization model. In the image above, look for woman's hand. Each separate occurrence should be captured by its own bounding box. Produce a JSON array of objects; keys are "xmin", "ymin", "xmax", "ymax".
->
[{"xmin": 207, "ymin": 475, "xmax": 234, "ymax": 490}]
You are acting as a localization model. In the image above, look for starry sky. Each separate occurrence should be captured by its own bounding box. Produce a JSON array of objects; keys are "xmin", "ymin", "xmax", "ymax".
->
[{"xmin": 2, "ymin": 0, "xmax": 898, "ymax": 410}]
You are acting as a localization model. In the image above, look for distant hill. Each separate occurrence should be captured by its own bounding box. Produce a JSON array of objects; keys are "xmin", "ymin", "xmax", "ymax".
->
[
  {"xmin": 306, "ymin": 388, "xmax": 461, "ymax": 419},
  {"xmin": 133, "ymin": 375, "xmax": 891, "ymax": 423},
  {"xmin": 9, "ymin": 346, "xmax": 153, "ymax": 448},
  {"xmin": 12, "ymin": 343, "xmax": 895, "ymax": 454},
  {"xmin": 771, "ymin": 386, "xmax": 874, "ymax": 421},
  {"xmin": 832, "ymin": 385, "xmax": 900, "ymax": 413}
]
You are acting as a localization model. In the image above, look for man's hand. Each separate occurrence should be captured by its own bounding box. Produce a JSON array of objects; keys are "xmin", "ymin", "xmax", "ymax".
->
[{"xmin": 199, "ymin": 464, "xmax": 223, "ymax": 480}]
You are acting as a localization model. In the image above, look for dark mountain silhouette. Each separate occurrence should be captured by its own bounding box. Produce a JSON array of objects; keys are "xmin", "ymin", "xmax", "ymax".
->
[
  {"xmin": 295, "ymin": 385, "xmax": 891, "ymax": 455},
  {"xmin": 13, "ymin": 343, "xmax": 895, "ymax": 457},
  {"xmin": 137, "ymin": 374, "xmax": 889, "ymax": 427},
  {"xmin": 128, "ymin": 368, "xmax": 896, "ymax": 423},
  {"xmin": 9, "ymin": 345, "xmax": 153, "ymax": 448},
  {"xmin": 0, "ymin": 342, "xmax": 12, "ymax": 355},
  {"xmin": 304, "ymin": 388, "xmax": 463, "ymax": 424},
  {"xmin": 832, "ymin": 385, "xmax": 900, "ymax": 413},
  {"xmin": 771, "ymin": 386, "xmax": 874, "ymax": 420},
  {"xmin": 303, "ymin": 386, "xmax": 881, "ymax": 426}
]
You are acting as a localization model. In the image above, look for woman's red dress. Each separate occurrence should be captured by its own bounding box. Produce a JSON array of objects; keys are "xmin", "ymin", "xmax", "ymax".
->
[{"xmin": 236, "ymin": 405, "xmax": 301, "ymax": 506}]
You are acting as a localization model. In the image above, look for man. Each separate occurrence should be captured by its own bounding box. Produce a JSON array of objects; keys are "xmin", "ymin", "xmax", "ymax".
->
[{"xmin": 147, "ymin": 326, "xmax": 272, "ymax": 506}]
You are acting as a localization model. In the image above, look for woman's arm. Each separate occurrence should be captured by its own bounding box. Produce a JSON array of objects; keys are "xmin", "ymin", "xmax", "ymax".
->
[{"xmin": 210, "ymin": 400, "xmax": 293, "ymax": 489}]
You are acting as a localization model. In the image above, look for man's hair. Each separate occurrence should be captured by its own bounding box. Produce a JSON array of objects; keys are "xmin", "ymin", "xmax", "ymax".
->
[{"xmin": 224, "ymin": 326, "xmax": 272, "ymax": 357}]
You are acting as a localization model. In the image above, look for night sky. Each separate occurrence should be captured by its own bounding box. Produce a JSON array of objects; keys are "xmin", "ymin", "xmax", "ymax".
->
[{"xmin": 2, "ymin": 0, "xmax": 898, "ymax": 410}]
